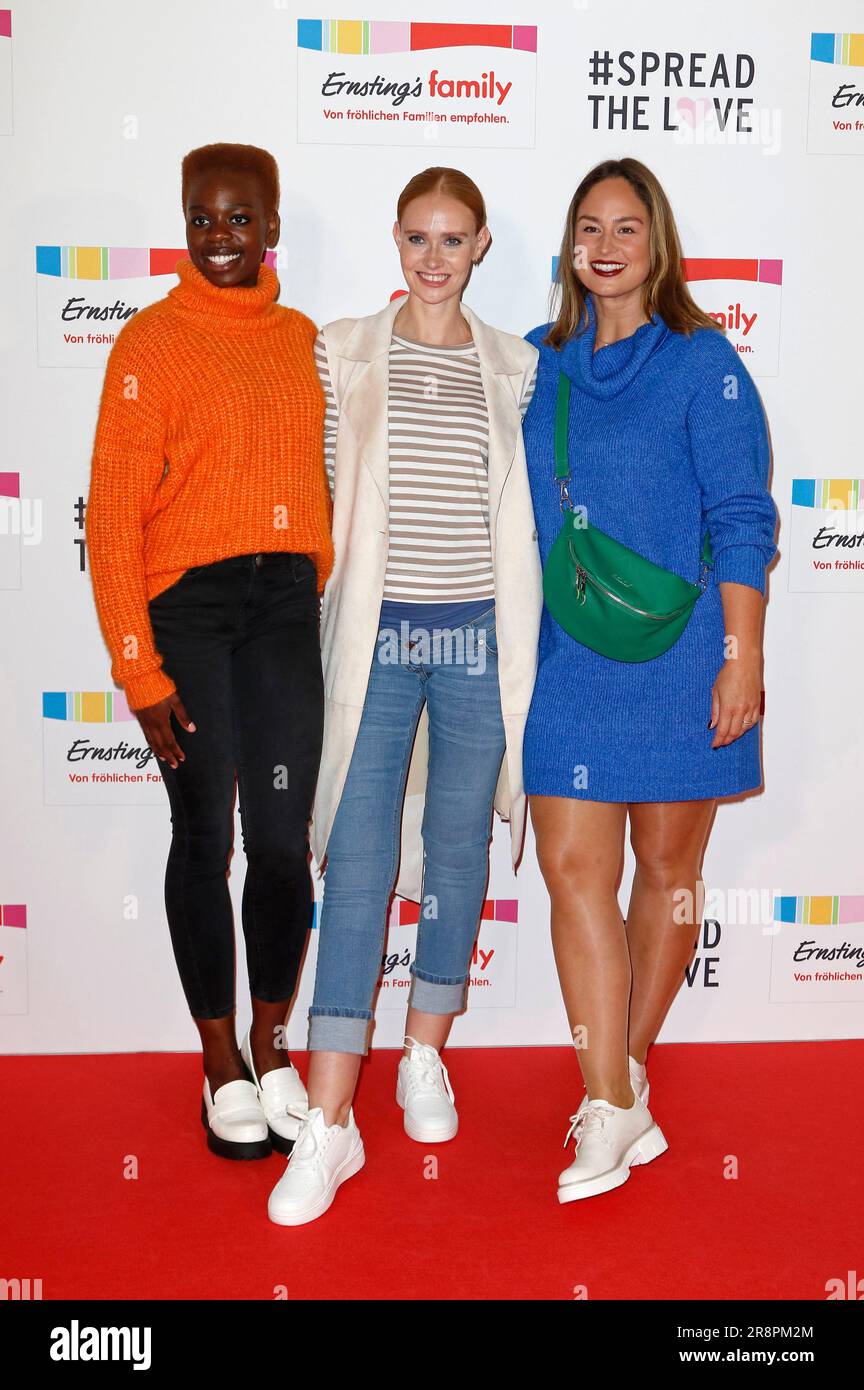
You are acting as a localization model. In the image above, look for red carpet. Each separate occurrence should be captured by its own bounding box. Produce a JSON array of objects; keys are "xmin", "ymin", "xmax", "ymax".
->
[{"xmin": 2, "ymin": 1042, "xmax": 859, "ymax": 1301}]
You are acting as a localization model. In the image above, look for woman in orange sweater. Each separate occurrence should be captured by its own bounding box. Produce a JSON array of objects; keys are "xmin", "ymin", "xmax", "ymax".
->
[{"xmin": 86, "ymin": 143, "xmax": 333, "ymax": 1162}]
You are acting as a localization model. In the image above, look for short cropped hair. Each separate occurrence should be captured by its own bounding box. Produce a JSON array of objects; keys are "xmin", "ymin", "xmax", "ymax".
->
[{"xmin": 181, "ymin": 143, "xmax": 280, "ymax": 213}]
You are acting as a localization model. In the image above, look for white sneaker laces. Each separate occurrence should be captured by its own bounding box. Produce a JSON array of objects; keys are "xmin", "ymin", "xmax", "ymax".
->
[
  {"xmin": 403, "ymin": 1036, "xmax": 455, "ymax": 1103},
  {"xmin": 285, "ymin": 1103, "xmax": 330, "ymax": 1167},
  {"xmin": 563, "ymin": 1102, "xmax": 616, "ymax": 1151}
]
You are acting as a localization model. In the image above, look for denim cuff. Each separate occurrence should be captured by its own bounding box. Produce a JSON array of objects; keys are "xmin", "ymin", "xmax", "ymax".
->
[
  {"xmin": 408, "ymin": 971, "xmax": 468, "ymax": 1016},
  {"xmin": 308, "ymin": 1012, "xmax": 372, "ymax": 1055}
]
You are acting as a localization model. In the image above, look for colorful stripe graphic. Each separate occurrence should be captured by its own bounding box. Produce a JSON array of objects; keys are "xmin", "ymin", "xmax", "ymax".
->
[
  {"xmin": 42, "ymin": 691, "xmax": 135, "ymax": 723},
  {"xmin": 36, "ymin": 247, "xmax": 189, "ymax": 280},
  {"xmin": 310, "ymin": 897, "xmax": 518, "ymax": 930},
  {"xmin": 298, "ymin": 19, "xmax": 536, "ymax": 54},
  {"xmin": 682, "ymin": 258, "xmax": 783, "ymax": 286},
  {"xmin": 0, "ymin": 11, "xmax": 11, "ymax": 39},
  {"xmin": 550, "ymin": 256, "xmax": 782, "ymax": 285},
  {"xmin": 791, "ymin": 479, "xmax": 862, "ymax": 511},
  {"xmin": 395, "ymin": 898, "xmax": 518, "ymax": 925},
  {"xmin": 811, "ymin": 33, "xmax": 864, "ymax": 67},
  {"xmin": 0, "ymin": 905, "xmax": 26, "ymax": 928},
  {"xmin": 36, "ymin": 247, "xmax": 279, "ymax": 279},
  {"xmin": 0, "ymin": 472, "xmax": 19, "ymax": 498},
  {"xmin": 774, "ymin": 895, "xmax": 864, "ymax": 926}
]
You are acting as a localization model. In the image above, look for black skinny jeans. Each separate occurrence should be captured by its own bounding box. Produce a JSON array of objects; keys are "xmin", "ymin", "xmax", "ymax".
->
[{"xmin": 146, "ymin": 551, "xmax": 324, "ymax": 1020}]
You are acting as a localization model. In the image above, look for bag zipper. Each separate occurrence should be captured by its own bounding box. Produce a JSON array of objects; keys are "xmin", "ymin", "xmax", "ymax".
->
[{"xmin": 570, "ymin": 553, "xmax": 695, "ymax": 621}]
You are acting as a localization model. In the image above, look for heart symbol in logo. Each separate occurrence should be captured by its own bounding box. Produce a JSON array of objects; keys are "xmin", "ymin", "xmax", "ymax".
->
[{"xmin": 676, "ymin": 97, "xmax": 712, "ymax": 127}]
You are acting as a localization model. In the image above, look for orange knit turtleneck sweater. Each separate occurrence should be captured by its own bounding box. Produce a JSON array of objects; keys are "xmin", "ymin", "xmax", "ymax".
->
[{"xmin": 85, "ymin": 257, "xmax": 334, "ymax": 710}]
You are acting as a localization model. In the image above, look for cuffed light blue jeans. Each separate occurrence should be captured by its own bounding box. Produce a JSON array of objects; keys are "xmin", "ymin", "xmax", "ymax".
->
[{"xmin": 308, "ymin": 604, "xmax": 506, "ymax": 1055}]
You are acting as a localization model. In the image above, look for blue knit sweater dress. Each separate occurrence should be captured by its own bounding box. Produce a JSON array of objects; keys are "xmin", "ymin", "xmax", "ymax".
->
[{"xmin": 521, "ymin": 296, "xmax": 777, "ymax": 802}]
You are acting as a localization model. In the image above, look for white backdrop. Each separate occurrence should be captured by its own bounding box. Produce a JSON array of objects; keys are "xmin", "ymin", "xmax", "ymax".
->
[{"xmin": 2, "ymin": 0, "xmax": 862, "ymax": 1054}]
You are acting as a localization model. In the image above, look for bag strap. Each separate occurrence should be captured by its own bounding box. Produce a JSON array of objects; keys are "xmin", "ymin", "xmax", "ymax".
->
[
  {"xmin": 555, "ymin": 370, "xmax": 714, "ymax": 570},
  {"xmin": 554, "ymin": 371, "xmax": 570, "ymax": 482}
]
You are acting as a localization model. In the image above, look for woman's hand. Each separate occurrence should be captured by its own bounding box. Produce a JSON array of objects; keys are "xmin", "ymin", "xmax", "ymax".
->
[
  {"xmin": 709, "ymin": 657, "xmax": 762, "ymax": 748},
  {"xmin": 135, "ymin": 692, "xmax": 196, "ymax": 769},
  {"xmin": 710, "ymin": 579, "xmax": 766, "ymax": 747}
]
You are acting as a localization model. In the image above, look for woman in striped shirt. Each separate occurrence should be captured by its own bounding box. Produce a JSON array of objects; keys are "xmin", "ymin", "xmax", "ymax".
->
[{"xmin": 267, "ymin": 167, "xmax": 542, "ymax": 1227}]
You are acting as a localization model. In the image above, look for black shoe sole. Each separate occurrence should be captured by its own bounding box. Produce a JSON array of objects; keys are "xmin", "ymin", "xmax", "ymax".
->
[
  {"xmin": 200, "ymin": 1096, "xmax": 272, "ymax": 1160},
  {"xmin": 268, "ymin": 1126, "xmax": 296, "ymax": 1157}
]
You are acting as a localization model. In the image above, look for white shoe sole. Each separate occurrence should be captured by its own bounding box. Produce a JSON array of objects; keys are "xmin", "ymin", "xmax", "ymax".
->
[
  {"xmin": 267, "ymin": 1142, "xmax": 366, "ymax": 1227},
  {"xmin": 401, "ymin": 1111, "xmax": 459, "ymax": 1144},
  {"xmin": 396, "ymin": 1081, "xmax": 458, "ymax": 1143},
  {"xmin": 557, "ymin": 1122, "xmax": 668, "ymax": 1204}
]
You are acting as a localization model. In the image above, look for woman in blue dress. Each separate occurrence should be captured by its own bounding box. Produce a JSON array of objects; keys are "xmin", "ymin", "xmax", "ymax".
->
[{"xmin": 521, "ymin": 158, "xmax": 777, "ymax": 1204}]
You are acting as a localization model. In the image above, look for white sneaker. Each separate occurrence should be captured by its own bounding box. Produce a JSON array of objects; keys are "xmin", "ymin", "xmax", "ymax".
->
[
  {"xmin": 267, "ymin": 1106, "xmax": 365, "ymax": 1226},
  {"xmin": 557, "ymin": 1095, "xmax": 668, "ymax": 1204},
  {"xmin": 571, "ymin": 1054, "xmax": 649, "ymax": 1125},
  {"xmin": 396, "ymin": 1036, "xmax": 458, "ymax": 1143},
  {"xmin": 200, "ymin": 1076, "xmax": 270, "ymax": 1161},
  {"xmin": 240, "ymin": 1027, "xmax": 309, "ymax": 1155}
]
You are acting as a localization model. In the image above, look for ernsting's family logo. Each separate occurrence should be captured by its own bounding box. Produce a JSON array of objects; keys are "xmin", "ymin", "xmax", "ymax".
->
[
  {"xmin": 807, "ymin": 32, "xmax": 864, "ymax": 155},
  {"xmin": 34, "ymin": 246, "xmax": 186, "ymax": 368},
  {"xmin": 770, "ymin": 895, "xmax": 864, "ymax": 1004},
  {"xmin": 682, "ymin": 259, "xmax": 783, "ymax": 377},
  {"xmin": 550, "ymin": 256, "xmax": 783, "ymax": 377},
  {"xmin": 0, "ymin": 904, "xmax": 28, "ymax": 1017},
  {"xmin": 789, "ymin": 480, "xmax": 864, "ymax": 593},
  {"xmin": 296, "ymin": 19, "xmax": 538, "ymax": 149},
  {"xmin": 322, "ymin": 67, "xmax": 513, "ymax": 107},
  {"xmin": 41, "ymin": 691, "xmax": 163, "ymax": 806},
  {"xmin": 34, "ymin": 246, "xmax": 279, "ymax": 368},
  {"xmin": 0, "ymin": 10, "xmax": 12, "ymax": 135},
  {"xmin": 377, "ymin": 898, "xmax": 520, "ymax": 1011}
]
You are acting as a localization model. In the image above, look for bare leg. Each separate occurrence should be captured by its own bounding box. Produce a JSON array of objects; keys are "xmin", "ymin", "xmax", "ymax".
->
[
  {"xmin": 307, "ymin": 1051, "xmax": 362, "ymax": 1128},
  {"xmin": 249, "ymin": 994, "xmax": 295, "ymax": 1076},
  {"xmin": 529, "ymin": 795, "xmax": 632, "ymax": 1108},
  {"xmin": 306, "ymin": 1012, "xmax": 455, "ymax": 1126},
  {"xmin": 402, "ymin": 1009, "xmax": 454, "ymax": 1059},
  {"xmin": 197, "ymin": 994, "xmax": 297, "ymax": 1095},
  {"xmin": 625, "ymin": 799, "xmax": 716, "ymax": 1064},
  {"xmin": 195, "ymin": 1015, "xmax": 244, "ymax": 1094}
]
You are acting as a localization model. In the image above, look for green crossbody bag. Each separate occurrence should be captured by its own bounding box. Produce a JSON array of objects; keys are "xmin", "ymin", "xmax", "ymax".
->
[{"xmin": 542, "ymin": 371, "xmax": 713, "ymax": 662}]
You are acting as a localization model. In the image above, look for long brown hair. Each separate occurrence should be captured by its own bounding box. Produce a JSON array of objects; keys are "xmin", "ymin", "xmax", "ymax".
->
[
  {"xmin": 396, "ymin": 167, "xmax": 487, "ymax": 237},
  {"xmin": 546, "ymin": 157, "xmax": 720, "ymax": 349}
]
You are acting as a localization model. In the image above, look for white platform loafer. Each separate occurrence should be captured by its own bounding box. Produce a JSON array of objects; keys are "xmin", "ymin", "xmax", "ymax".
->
[
  {"xmin": 267, "ymin": 1105, "xmax": 366, "ymax": 1226},
  {"xmin": 557, "ymin": 1094, "xmax": 668, "ymax": 1204},
  {"xmin": 396, "ymin": 1036, "xmax": 458, "ymax": 1143},
  {"xmin": 240, "ymin": 1027, "xmax": 309, "ymax": 1155},
  {"xmin": 200, "ymin": 1076, "xmax": 271, "ymax": 1161}
]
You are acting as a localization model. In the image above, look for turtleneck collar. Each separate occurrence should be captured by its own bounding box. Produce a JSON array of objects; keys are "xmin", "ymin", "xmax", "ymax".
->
[
  {"xmin": 558, "ymin": 293, "xmax": 669, "ymax": 398},
  {"xmin": 166, "ymin": 256, "xmax": 281, "ymax": 325}
]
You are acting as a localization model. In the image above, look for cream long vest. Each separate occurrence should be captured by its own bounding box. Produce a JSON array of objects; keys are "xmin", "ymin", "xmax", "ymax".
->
[{"xmin": 310, "ymin": 295, "xmax": 542, "ymax": 903}]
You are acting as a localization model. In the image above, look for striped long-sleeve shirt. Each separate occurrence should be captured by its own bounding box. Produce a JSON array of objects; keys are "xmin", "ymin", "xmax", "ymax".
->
[{"xmin": 314, "ymin": 327, "xmax": 536, "ymax": 609}]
